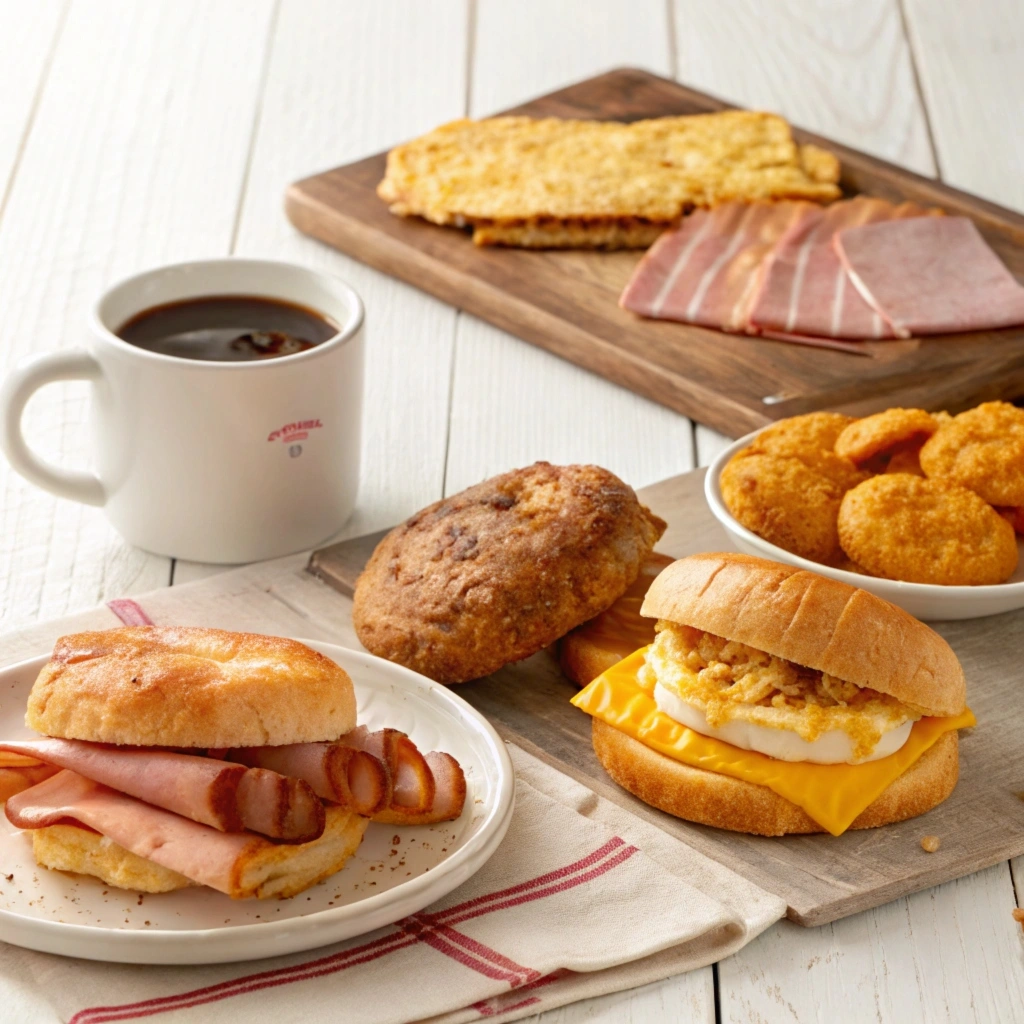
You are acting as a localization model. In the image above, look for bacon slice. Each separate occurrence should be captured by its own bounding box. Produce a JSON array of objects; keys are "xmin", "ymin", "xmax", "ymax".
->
[
  {"xmin": 339, "ymin": 727, "xmax": 435, "ymax": 813},
  {"xmin": 6, "ymin": 771, "xmax": 261, "ymax": 895},
  {"xmin": 229, "ymin": 743, "xmax": 388, "ymax": 816},
  {"xmin": 0, "ymin": 739, "xmax": 323, "ymax": 843},
  {"xmin": 834, "ymin": 216, "xmax": 1024, "ymax": 337},
  {"xmin": 372, "ymin": 752, "xmax": 467, "ymax": 826}
]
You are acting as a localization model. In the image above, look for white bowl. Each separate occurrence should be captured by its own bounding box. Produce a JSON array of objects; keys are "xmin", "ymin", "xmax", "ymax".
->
[
  {"xmin": 705, "ymin": 431, "xmax": 1024, "ymax": 621},
  {"xmin": 0, "ymin": 641, "xmax": 515, "ymax": 964}
]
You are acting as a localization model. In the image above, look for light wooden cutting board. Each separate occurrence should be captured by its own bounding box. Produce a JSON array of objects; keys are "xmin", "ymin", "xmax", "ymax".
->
[{"xmin": 309, "ymin": 468, "xmax": 1024, "ymax": 927}]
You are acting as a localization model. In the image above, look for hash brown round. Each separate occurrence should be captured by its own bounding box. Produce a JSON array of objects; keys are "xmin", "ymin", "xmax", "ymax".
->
[
  {"xmin": 352, "ymin": 462, "xmax": 666, "ymax": 684},
  {"xmin": 834, "ymin": 407, "xmax": 938, "ymax": 466},
  {"xmin": 837, "ymin": 474, "xmax": 1018, "ymax": 586},
  {"xmin": 720, "ymin": 451, "xmax": 844, "ymax": 563},
  {"xmin": 919, "ymin": 401, "xmax": 1024, "ymax": 506}
]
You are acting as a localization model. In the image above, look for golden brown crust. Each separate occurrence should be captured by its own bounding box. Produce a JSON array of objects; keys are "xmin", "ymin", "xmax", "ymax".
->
[
  {"xmin": 592, "ymin": 718, "xmax": 959, "ymax": 836},
  {"xmin": 379, "ymin": 113, "xmax": 841, "ymax": 248},
  {"xmin": 471, "ymin": 218, "xmax": 667, "ymax": 250},
  {"xmin": 720, "ymin": 451, "xmax": 845, "ymax": 563},
  {"xmin": 559, "ymin": 552, "xmax": 675, "ymax": 687},
  {"xmin": 834, "ymin": 408, "xmax": 938, "ymax": 465},
  {"xmin": 838, "ymin": 476, "xmax": 1019, "ymax": 586},
  {"xmin": 27, "ymin": 627, "xmax": 357, "ymax": 748},
  {"xmin": 31, "ymin": 806, "xmax": 368, "ymax": 898},
  {"xmin": 919, "ymin": 401, "xmax": 1024, "ymax": 506},
  {"xmin": 353, "ymin": 462, "xmax": 666, "ymax": 684},
  {"xmin": 640, "ymin": 553, "xmax": 966, "ymax": 716}
]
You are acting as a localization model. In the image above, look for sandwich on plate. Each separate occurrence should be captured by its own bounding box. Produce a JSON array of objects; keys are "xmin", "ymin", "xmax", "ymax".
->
[
  {"xmin": 0, "ymin": 627, "xmax": 465, "ymax": 897},
  {"xmin": 572, "ymin": 553, "xmax": 974, "ymax": 836}
]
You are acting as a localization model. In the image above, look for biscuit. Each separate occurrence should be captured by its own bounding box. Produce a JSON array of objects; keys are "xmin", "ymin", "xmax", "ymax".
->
[
  {"xmin": 838, "ymin": 475, "xmax": 1018, "ymax": 585},
  {"xmin": 720, "ymin": 451, "xmax": 844, "ymax": 563},
  {"xmin": 919, "ymin": 401, "xmax": 1024, "ymax": 506},
  {"xmin": 353, "ymin": 463, "xmax": 666, "ymax": 683}
]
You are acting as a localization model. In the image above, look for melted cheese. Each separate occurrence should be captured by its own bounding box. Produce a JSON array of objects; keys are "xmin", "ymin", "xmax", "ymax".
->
[{"xmin": 571, "ymin": 648, "xmax": 975, "ymax": 836}]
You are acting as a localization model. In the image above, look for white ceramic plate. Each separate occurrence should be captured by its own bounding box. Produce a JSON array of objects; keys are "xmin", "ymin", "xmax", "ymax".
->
[
  {"xmin": 706, "ymin": 431, "xmax": 1024, "ymax": 621},
  {"xmin": 0, "ymin": 641, "xmax": 515, "ymax": 964}
]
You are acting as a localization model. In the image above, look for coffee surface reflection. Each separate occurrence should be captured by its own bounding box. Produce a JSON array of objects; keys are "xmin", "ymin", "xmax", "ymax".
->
[{"xmin": 116, "ymin": 295, "xmax": 337, "ymax": 361}]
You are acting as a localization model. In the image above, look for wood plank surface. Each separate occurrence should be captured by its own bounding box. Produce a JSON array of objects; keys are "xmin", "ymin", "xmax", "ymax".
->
[
  {"xmin": 286, "ymin": 67, "xmax": 1024, "ymax": 441},
  {"xmin": 0, "ymin": 0, "xmax": 276, "ymax": 629},
  {"xmin": 309, "ymin": 466, "xmax": 1024, "ymax": 927}
]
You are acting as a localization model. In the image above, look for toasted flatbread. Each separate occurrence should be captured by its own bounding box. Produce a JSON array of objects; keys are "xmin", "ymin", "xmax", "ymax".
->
[{"xmin": 379, "ymin": 112, "xmax": 841, "ymax": 248}]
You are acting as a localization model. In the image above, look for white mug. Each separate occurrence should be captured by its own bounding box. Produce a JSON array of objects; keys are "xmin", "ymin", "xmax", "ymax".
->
[{"xmin": 0, "ymin": 258, "xmax": 364, "ymax": 563}]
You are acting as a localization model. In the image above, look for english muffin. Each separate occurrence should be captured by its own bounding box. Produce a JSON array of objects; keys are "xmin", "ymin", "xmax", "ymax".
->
[{"xmin": 353, "ymin": 462, "xmax": 666, "ymax": 683}]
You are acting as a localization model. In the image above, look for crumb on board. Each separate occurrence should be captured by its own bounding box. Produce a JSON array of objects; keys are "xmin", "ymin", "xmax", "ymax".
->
[
  {"xmin": 920, "ymin": 835, "xmax": 941, "ymax": 853},
  {"xmin": 1012, "ymin": 908, "xmax": 1024, "ymax": 931}
]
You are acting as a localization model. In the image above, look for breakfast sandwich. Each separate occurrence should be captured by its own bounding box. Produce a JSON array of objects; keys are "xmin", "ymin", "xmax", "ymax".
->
[
  {"xmin": 571, "ymin": 553, "xmax": 973, "ymax": 836},
  {"xmin": 1, "ymin": 627, "xmax": 465, "ymax": 897},
  {"xmin": 379, "ymin": 111, "xmax": 841, "ymax": 249}
]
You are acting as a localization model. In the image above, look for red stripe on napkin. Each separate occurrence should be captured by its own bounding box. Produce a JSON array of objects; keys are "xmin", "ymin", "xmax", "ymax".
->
[
  {"xmin": 106, "ymin": 599, "xmax": 154, "ymax": 627},
  {"xmin": 69, "ymin": 839, "xmax": 637, "ymax": 1024}
]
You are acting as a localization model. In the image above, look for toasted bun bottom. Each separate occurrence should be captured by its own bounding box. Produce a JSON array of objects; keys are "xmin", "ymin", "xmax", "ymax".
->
[
  {"xmin": 31, "ymin": 806, "xmax": 369, "ymax": 899},
  {"xmin": 591, "ymin": 718, "xmax": 959, "ymax": 836},
  {"xmin": 559, "ymin": 637, "xmax": 623, "ymax": 689}
]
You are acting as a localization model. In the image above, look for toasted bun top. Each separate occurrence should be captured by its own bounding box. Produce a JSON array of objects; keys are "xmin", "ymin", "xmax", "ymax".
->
[
  {"xmin": 640, "ymin": 553, "xmax": 965, "ymax": 716},
  {"xmin": 26, "ymin": 627, "xmax": 357, "ymax": 748}
]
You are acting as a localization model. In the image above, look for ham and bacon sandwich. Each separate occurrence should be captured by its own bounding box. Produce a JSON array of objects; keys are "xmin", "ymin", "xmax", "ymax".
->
[
  {"xmin": 572, "ymin": 553, "xmax": 974, "ymax": 836},
  {"xmin": 1, "ymin": 627, "xmax": 466, "ymax": 898}
]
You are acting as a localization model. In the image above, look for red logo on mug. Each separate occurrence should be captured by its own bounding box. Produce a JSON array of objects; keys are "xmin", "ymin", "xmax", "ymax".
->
[{"xmin": 267, "ymin": 419, "xmax": 323, "ymax": 443}]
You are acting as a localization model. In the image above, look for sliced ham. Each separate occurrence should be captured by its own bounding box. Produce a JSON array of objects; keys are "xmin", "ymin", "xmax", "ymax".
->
[
  {"xmin": 0, "ymin": 739, "xmax": 323, "ymax": 843},
  {"xmin": 6, "ymin": 770, "xmax": 261, "ymax": 896},
  {"xmin": 372, "ymin": 752, "xmax": 467, "ymax": 826},
  {"xmin": 748, "ymin": 197, "xmax": 937, "ymax": 339},
  {"xmin": 620, "ymin": 201, "xmax": 820, "ymax": 329},
  {"xmin": 834, "ymin": 215, "xmax": 1024, "ymax": 337},
  {"xmin": 340, "ymin": 727, "xmax": 435, "ymax": 814},
  {"xmin": 229, "ymin": 742, "xmax": 388, "ymax": 816}
]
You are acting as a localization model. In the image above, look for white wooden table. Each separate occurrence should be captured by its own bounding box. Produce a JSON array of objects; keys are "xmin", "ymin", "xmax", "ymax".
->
[{"xmin": 1, "ymin": 2, "xmax": 1022, "ymax": 1020}]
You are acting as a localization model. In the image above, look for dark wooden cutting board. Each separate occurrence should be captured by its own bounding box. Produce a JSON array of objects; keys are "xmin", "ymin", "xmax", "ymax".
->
[
  {"xmin": 308, "ymin": 468, "xmax": 1024, "ymax": 927},
  {"xmin": 286, "ymin": 67, "xmax": 1024, "ymax": 439}
]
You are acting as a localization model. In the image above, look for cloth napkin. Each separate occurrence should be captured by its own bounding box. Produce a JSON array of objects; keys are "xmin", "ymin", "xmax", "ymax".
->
[{"xmin": 0, "ymin": 584, "xmax": 786, "ymax": 1023}]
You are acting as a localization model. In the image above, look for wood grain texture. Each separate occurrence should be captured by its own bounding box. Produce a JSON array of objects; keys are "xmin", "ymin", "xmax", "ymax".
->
[
  {"xmin": 286, "ymin": 68, "xmax": 1024, "ymax": 442},
  {"xmin": 172, "ymin": 0, "xmax": 469, "ymax": 585},
  {"xmin": 903, "ymin": 0, "xmax": 1024, "ymax": 212},
  {"xmin": 719, "ymin": 861, "xmax": 1024, "ymax": 1022},
  {"xmin": 444, "ymin": 0, "xmax": 697, "ymax": 500},
  {"xmin": 671, "ymin": 0, "xmax": 935, "ymax": 174},
  {"xmin": 0, "ymin": 0, "xmax": 277, "ymax": 631},
  {"xmin": 309, "ymin": 467, "xmax": 1024, "ymax": 927},
  {"xmin": 0, "ymin": 0, "xmax": 65, "ymax": 206}
]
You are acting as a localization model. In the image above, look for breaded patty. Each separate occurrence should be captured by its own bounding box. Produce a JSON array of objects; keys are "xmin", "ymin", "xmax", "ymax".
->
[
  {"xmin": 353, "ymin": 463, "xmax": 666, "ymax": 683},
  {"xmin": 834, "ymin": 407, "xmax": 938, "ymax": 469},
  {"xmin": 838, "ymin": 475, "xmax": 1019, "ymax": 586},
  {"xmin": 720, "ymin": 451, "xmax": 845, "ymax": 563},
  {"xmin": 919, "ymin": 401, "xmax": 1024, "ymax": 506}
]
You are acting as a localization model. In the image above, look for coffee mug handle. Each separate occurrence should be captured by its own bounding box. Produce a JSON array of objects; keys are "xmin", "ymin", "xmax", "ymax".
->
[{"xmin": 0, "ymin": 350, "xmax": 106, "ymax": 507}]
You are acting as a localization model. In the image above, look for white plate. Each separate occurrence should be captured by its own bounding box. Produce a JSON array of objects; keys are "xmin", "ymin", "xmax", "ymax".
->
[
  {"xmin": 706, "ymin": 432, "xmax": 1024, "ymax": 621},
  {"xmin": 0, "ymin": 641, "xmax": 515, "ymax": 964}
]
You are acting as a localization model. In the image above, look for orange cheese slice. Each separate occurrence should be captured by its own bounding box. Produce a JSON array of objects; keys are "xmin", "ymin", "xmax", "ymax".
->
[{"xmin": 571, "ymin": 648, "xmax": 975, "ymax": 835}]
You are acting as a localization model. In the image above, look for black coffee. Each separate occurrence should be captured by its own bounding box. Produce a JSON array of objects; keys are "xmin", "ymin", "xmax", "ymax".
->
[{"xmin": 116, "ymin": 295, "xmax": 338, "ymax": 361}]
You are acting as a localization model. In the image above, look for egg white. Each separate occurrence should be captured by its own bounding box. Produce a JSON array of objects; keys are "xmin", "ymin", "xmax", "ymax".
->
[{"xmin": 653, "ymin": 682, "xmax": 914, "ymax": 765}]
